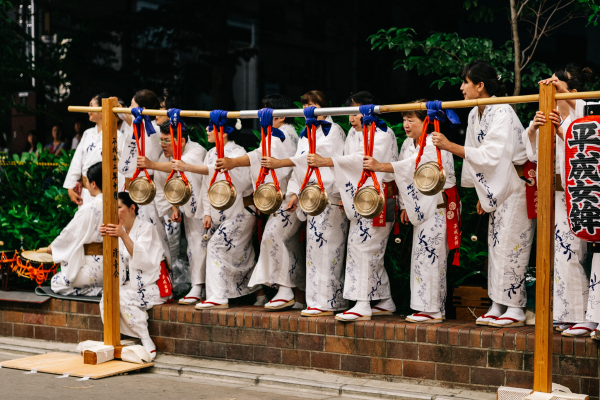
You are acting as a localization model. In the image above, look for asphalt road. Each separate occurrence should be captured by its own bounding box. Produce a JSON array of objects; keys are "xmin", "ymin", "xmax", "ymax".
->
[{"xmin": 0, "ymin": 353, "xmax": 327, "ymax": 400}]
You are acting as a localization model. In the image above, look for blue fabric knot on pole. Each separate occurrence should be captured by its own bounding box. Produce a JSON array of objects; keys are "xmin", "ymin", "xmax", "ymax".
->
[
  {"xmin": 131, "ymin": 107, "xmax": 156, "ymax": 138},
  {"xmin": 208, "ymin": 110, "xmax": 234, "ymax": 134},
  {"xmin": 359, "ymin": 104, "xmax": 387, "ymax": 132},
  {"xmin": 300, "ymin": 106, "xmax": 332, "ymax": 138},
  {"xmin": 257, "ymin": 108, "xmax": 285, "ymax": 142},
  {"xmin": 167, "ymin": 108, "xmax": 185, "ymax": 130},
  {"xmin": 425, "ymin": 101, "xmax": 460, "ymax": 127}
]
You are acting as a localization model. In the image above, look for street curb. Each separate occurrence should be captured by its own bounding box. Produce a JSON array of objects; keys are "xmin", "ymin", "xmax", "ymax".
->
[
  {"xmin": 151, "ymin": 362, "xmax": 475, "ymax": 400},
  {"xmin": 0, "ymin": 340, "xmax": 477, "ymax": 400}
]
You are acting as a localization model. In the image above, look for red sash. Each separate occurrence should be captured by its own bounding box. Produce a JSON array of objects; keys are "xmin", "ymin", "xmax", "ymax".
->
[
  {"xmin": 373, "ymin": 182, "xmax": 388, "ymax": 227},
  {"xmin": 523, "ymin": 161, "xmax": 537, "ymax": 219},
  {"xmin": 158, "ymin": 260, "xmax": 173, "ymax": 297},
  {"xmin": 445, "ymin": 186, "xmax": 461, "ymax": 266}
]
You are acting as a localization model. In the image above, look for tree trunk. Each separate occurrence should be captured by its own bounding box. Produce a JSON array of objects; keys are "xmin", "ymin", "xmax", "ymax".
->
[{"xmin": 510, "ymin": 0, "xmax": 522, "ymax": 96}]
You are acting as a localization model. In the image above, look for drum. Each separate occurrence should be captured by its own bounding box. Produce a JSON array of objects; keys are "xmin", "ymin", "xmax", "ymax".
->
[
  {"xmin": 254, "ymin": 182, "xmax": 284, "ymax": 214},
  {"xmin": 299, "ymin": 184, "xmax": 329, "ymax": 216},
  {"xmin": 414, "ymin": 161, "xmax": 446, "ymax": 196},
  {"xmin": 353, "ymin": 186, "xmax": 385, "ymax": 219},
  {"xmin": 165, "ymin": 176, "xmax": 193, "ymax": 207},
  {"xmin": 129, "ymin": 176, "xmax": 156, "ymax": 205},
  {"xmin": 12, "ymin": 249, "xmax": 58, "ymax": 286},
  {"xmin": 208, "ymin": 180, "xmax": 237, "ymax": 211}
]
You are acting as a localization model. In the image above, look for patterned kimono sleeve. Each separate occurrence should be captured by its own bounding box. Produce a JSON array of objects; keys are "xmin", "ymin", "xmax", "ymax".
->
[
  {"xmin": 130, "ymin": 221, "xmax": 164, "ymax": 284},
  {"xmin": 63, "ymin": 132, "xmax": 88, "ymax": 189},
  {"xmin": 51, "ymin": 196, "xmax": 103, "ymax": 282},
  {"xmin": 287, "ymin": 144, "xmax": 306, "ymax": 198},
  {"xmin": 522, "ymin": 121, "xmax": 538, "ymax": 163},
  {"xmin": 180, "ymin": 143, "xmax": 207, "ymax": 218}
]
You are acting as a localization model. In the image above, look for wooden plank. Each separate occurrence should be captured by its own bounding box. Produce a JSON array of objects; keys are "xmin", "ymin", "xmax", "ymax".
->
[
  {"xmin": 0, "ymin": 352, "xmax": 152, "ymax": 379},
  {"xmin": 102, "ymin": 97, "xmax": 120, "ymax": 347},
  {"xmin": 533, "ymin": 83, "xmax": 556, "ymax": 393}
]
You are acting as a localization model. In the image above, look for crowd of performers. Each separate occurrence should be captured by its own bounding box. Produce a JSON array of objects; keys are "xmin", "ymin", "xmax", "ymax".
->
[{"xmin": 46, "ymin": 59, "xmax": 599, "ymax": 360}]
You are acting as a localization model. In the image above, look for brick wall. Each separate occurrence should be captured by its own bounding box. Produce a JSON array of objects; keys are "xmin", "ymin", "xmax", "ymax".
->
[{"xmin": 1, "ymin": 300, "xmax": 598, "ymax": 398}]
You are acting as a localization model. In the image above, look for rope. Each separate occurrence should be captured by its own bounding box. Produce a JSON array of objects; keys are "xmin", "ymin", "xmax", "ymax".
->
[
  {"xmin": 355, "ymin": 122, "xmax": 382, "ymax": 194},
  {"xmin": 11, "ymin": 257, "xmax": 57, "ymax": 286},
  {"xmin": 414, "ymin": 117, "xmax": 444, "ymax": 173},
  {"xmin": 130, "ymin": 121, "xmax": 154, "ymax": 183},
  {"xmin": 208, "ymin": 124, "xmax": 235, "ymax": 188},
  {"xmin": 299, "ymin": 124, "xmax": 325, "ymax": 193},
  {"xmin": 165, "ymin": 121, "xmax": 190, "ymax": 186},
  {"xmin": 255, "ymin": 125, "xmax": 281, "ymax": 190}
]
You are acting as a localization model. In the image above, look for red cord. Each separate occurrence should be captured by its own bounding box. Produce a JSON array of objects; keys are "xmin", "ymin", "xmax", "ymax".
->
[
  {"xmin": 414, "ymin": 117, "xmax": 444, "ymax": 173},
  {"xmin": 209, "ymin": 125, "xmax": 234, "ymax": 188},
  {"xmin": 300, "ymin": 125, "xmax": 325, "ymax": 192},
  {"xmin": 355, "ymin": 122, "xmax": 382, "ymax": 194},
  {"xmin": 255, "ymin": 126, "xmax": 281, "ymax": 190}
]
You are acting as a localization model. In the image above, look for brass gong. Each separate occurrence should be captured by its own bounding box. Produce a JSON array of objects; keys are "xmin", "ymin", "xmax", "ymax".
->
[
  {"xmin": 414, "ymin": 161, "xmax": 446, "ymax": 196},
  {"xmin": 208, "ymin": 180, "xmax": 237, "ymax": 211},
  {"xmin": 299, "ymin": 184, "xmax": 329, "ymax": 216},
  {"xmin": 129, "ymin": 176, "xmax": 156, "ymax": 205},
  {"xmin": 353, "ymin": 186, "xmax": 385, "ymax": 219},
  {"xmin": 165, "ymin": 176, "xmax": 193, "ymax": 207},
  {"xmin": 254, "ymin": 182, "xmax": 284, "ymax": 214}
]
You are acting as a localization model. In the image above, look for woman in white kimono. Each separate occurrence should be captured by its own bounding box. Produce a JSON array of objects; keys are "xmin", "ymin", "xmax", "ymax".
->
[
  {"xmin": 306, "ymin": 92, "xmax": 398, "ymax": 321},
  {"xmin": 533, "ymin": 65, "xmax": 596, "ymax": 336},
  {"xmin": 217, "ymin": 95, "xmax": 304, "ymax": 310},
  {"xmin": 137, "ymin": 117, "xmax": 208, "ymax": 305},
  {"xmin": 262, "ymin": 90, "xmax": 349, "ymax": 317},
  {"xmin": 118, "ymin": 90, "xmax": 171, "ymax": 265},
  {"xmin": 50, "ymin": 162, "xmax": 104, "ymax": 296},
  {"xmin": 100, "ymin": 192, "xmax": 171, "ymax": 361},
  {"xmin": 364, "ymin": 102, "xmax": 457, "ymax": 323},
  {"xmin": 432, "ymin": 61, "xmax": 535, "ymax": 327},
  {"xmin": 173, "ymin": 113, "xmax": 257, "ymax": 309},
  {"xmin": 64, "ymin": 93, "xmax": 110, "ymax": 206}
]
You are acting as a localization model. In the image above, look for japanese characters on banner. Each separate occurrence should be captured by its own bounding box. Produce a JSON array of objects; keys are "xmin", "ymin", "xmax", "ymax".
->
[{"xmin": 565, "ymin": 116, "xmax": 600, "ymax": 242}]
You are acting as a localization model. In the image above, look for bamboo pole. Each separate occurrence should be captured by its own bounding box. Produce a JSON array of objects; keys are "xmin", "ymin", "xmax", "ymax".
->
[
  {"xmin": 101, "ymin": 97, "xmax": 121, "ymax": 348},
  {"xmin": 533, "ymin": 84, "xmax": 556, "ymax": 393},
  {"xmin": 67, "ymin": 90, "xmax": 600, "ymax": 119}
]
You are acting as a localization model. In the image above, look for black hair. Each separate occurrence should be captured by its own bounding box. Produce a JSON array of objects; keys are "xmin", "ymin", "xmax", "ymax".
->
[
  {"xmin": 158, "ymin": 92, "xmax": 178, "ymax": 110},
  {"xmin": 86, "ymin": 162, "xmax": 103, "ymax": 191},
  {"xmin": 118, "ymin": 191, "xmax": 139, "ymax": 215},
  {"xmin": 554, "ymin": 64, "xmax": 594, "ymax": 92},
  {"xmin": 261, "ymin": 94, "xmax": 294, "ymax": 124},
  {"xmin": 134, "ymin": 89, "xmax": 160, "ymax": 110},
  {"xmin": 344, "ymin": 91, "xmax": 380, "ymax": 107},
  {"xmin": 460, "ymin": 60, "xmax": 507, "ymax": 97},
  {"xmin": 92, "ymin": 92, "xmax": 112, "ymax": 107},
  {"xmin": 223, "ymin": 118, "xmax": 242, "ymax": 142},
  {"xmin": 159, "ymin": 120, "xmax": 188, "ymax": 141},
  {"xmin": 301, "ymin": 90, "xmax": 329, "ymax": 108}
]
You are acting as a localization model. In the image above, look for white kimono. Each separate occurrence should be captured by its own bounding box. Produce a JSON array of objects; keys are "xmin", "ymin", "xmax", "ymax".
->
[
  {"xmin": 203, "ymin": 141, "xmax": 257, "ymax": 302},
  {"xmin": 523, "ymin": 113, "xmax": 588, "ymax": 323},
  {"xmin": 100, "ymin": 218, "xmax": 169, "ymax": 340},
  {"xmin": 63, "ymin": 126, "xmax": 103, "ymax": 205},
  {"xmin": 332, "ymin": 126, "xmax": 398, "ymax": 301},
  {"xmin": 50, "ymin": 193, "xmax": 104, "ymax": 296},
  {"xmin": 118, "ymin": 121, "xmax": 171, "ymax": 264},
  {"xmin": 462, "ymin": 104, "xmax": 535, "ymax": 307},
  {"xmin": 155, "ymin": 141, "xmax": 208, "ymax": 287},
  {"xmin": 287, "ymin": 118, "xmax": 349, "ymax": 311},
  {"xmin": 248, "ymin": 123, "xmax": 305, "ymax": 290},
  {"xmin": 393, "ymin": 136, "xmax": 456, "ymax": 313}
]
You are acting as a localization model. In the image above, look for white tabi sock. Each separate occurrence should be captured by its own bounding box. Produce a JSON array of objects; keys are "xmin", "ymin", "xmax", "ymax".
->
[
  {"xmin": 184, "ymin": 285, "xmax": 202, "ymax": 300},
  {"xmin": 347, "ymin": 301, "xmax": 372, "ymax": 317},
  {"xmin": 489, "ymin": 302, "xmax": 506, "ymax": 317},
  {"xmin": 372, "ymin": 298, "xmax": 396, "ymax": 312},
  {"xmin": 141, "ymin": 336, "xmax": 156, "ymax": 360},
  {"xmin": 273, "ymin": 286, "xmax": 294, "ymax": 301}
]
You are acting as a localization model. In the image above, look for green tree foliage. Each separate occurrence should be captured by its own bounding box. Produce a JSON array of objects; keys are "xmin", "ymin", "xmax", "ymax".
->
[{"xmin": 0, "ymin": 146, "xmax": 76, "ymax": 250}]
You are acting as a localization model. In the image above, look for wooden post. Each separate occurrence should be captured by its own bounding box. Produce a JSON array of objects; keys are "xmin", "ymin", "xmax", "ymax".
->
[
  {"xmin": 533, "ymin": 83, "xmax": 556, "ymax": 393},
  {"xmin": 102, "ymin": 97, "xmax": 120, "ymax": 347}
]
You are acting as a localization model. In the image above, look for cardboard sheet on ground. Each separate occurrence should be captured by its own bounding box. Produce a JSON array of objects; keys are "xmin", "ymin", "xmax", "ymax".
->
[
  {"xmin": 35, "ymin": 286, "xmax": 101, "ymax": 303},
  {"xmin": 0, "ymin": 352, "xmax": 153, "ymax": 379}
]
